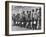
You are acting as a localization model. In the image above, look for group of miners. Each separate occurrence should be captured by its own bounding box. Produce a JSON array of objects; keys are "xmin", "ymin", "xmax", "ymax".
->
[{"xmin": 12, "ymin": 8, "xmax": 41, "ymax": 30}]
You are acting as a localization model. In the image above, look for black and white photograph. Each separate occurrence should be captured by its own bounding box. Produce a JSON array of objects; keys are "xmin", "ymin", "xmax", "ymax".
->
[
  {"xmin": 12, "ymin": 6, "xmax": 41, "ymax": 31},
  {"xmin": 5, "ymin": 1, "xmax": 45, "ymax": 36}
]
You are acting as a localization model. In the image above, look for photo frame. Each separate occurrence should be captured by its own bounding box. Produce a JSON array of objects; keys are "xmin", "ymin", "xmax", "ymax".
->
[{"xmin": 5, "ymin": 1, "xmax": 45, "ymax": 36}]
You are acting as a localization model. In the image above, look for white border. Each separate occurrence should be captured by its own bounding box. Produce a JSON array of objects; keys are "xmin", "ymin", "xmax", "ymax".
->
[{"xmin": 9, "ymin": 3, "xmax": 44, "ymax": 34}]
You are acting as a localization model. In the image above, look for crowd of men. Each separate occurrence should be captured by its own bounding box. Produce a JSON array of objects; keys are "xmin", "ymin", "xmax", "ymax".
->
[{"xmin": 12, "ymin": 8, "xmax": 41, "ymax": 30}]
